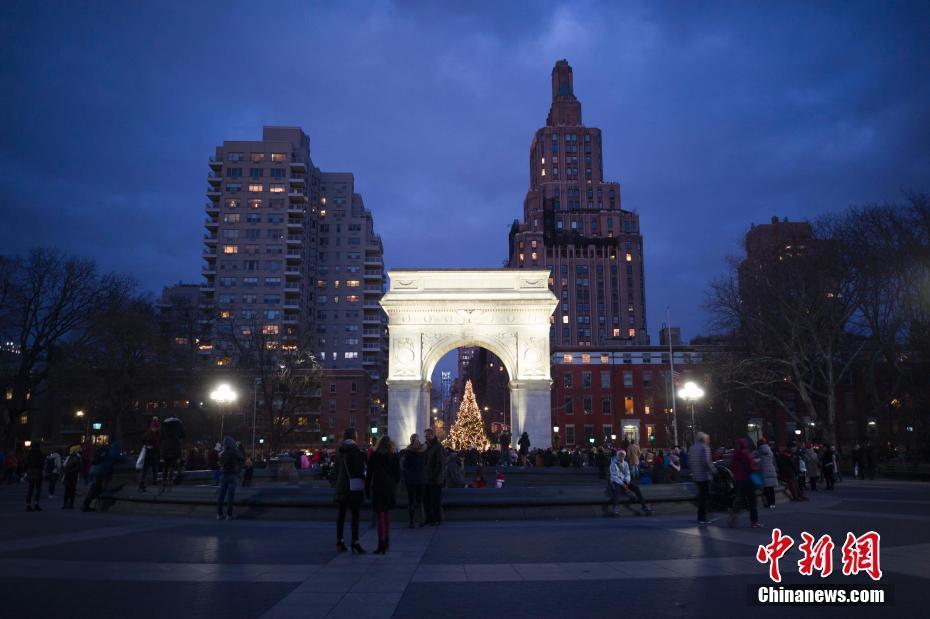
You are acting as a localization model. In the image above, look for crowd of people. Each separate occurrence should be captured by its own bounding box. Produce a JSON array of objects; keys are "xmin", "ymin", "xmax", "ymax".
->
[{"xmin": 0, "ymin": 415, "xmax": 877, "ymax": 542}]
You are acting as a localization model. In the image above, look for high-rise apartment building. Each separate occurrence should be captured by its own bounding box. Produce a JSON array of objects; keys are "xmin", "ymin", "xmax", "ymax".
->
[
  {"xmin": 202, "ymin": 126, "xmax": 320, "ymax": 360},
  {"xmin": 201, "ymin": 126, "xmax": 388, "ymax": 444},
  {"xmin": 509, "ymin": 60, "xmax": 649, "ymax": 347},
  {"xmin": 315, "ymin": 172, "xmax": 388, "ymax": 431}
]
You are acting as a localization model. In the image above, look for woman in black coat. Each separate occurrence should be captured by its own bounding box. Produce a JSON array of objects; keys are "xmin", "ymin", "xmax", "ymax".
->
[
  {"xmin": 334, "ymin": 428, "xmax": 367, "ymax": 554},
  {"xmin": 401, "ymin": 434, "xmax": 427, "ymax": 528},
  {"xmin": 366, "ymin": 435, "xmax": 400, "ymax": 555}
]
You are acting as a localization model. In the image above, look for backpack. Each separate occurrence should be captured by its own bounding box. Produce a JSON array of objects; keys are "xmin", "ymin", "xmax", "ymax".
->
[
  {"xmin": 92, "ymin": 445, "xmax": 109, "ymax": 466},
  {"xmin": 44, "ymin": 455, "xmax": 57, "ymax": 475}
]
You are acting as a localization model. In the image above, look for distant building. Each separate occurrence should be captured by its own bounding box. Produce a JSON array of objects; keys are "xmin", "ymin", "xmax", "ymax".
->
[
  {"xmin": 659, "ymin": 326, "xmax": 681, "ymax": 347},
  {"xmin": 509, "ymin": 59, "xmax": 649, "ymax": 347}
]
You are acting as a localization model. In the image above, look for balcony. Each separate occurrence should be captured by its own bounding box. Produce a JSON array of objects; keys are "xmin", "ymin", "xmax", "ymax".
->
[
  {"xmin": 207, "ymin": 173, "xmax": 222, "ymax": 186},
  {"xmin": 287, "ymin": 221, "xmax": 302, "ymax": 229},
  {"xmin": 364, "ymin": 270, "xmax": 382, "ymax": 279},
  {"xmin": 202, "ymin": 268, "xmax": 216, "ymax": 276},
  {"xmin": 206, "ymin": 203, "xmax": 219, "ymax": 215},
  {"xmin": 363, "ymin": 330, "xmax": 381, "ymax": 338},
  {"xmin": 289, "ymin": 176, "xmax": 305, "ymax": 185},
  {"xmin": 284, "ymin": 286, "xmax": 300, "ymax": 294},
  {"xmin": 286, "ymin": 236, "xmax": 303, "ymax": 245},
  {"xmin": 283, "ymin": 315, "xmax": 298, "ymax": 325},
  {"xmin": 205, "ymin": 218, "xmax": 219, "ymax": 229},
  {"xmin": 290, "ymin": 157, "xmax": 307, "ymax": 172},
  {"xmin": 363, "ymin": 302, "xmax": 381, "ymax": 310},
  {"xmin": 287, "ymin": 206, "xmax": 306, "ymax": 217},
  {"xmin": 203, "ymin": 234, "xmax": 217, "ymax": 245},
  {"xmin": 363, "ymin": 315, "xmax": 382, "ymax": 325},
  {"xmin": 282, "ymin": 302, "xmax": 299, "ymax": 310},
  {"xmin": 209, "ymin": 156, "xmax": 222, "ymax": 170},
  {"xmin": 288, "ymin": 190, "xmax": 307, "ymax": 202},
  {"xmin": 285, "ymin": 268, "xmax": 301, "ymax": 276},
  {"xmin": 203, "ymin": 249, "xmax": 217, "ymax": 259},
  {"xmin": 364, "ymin": 258, "xmax": 383, "ymax": 267},
  {"xmin": 207, "ymin": 188, "xmax": 221, "ymax": 200}
]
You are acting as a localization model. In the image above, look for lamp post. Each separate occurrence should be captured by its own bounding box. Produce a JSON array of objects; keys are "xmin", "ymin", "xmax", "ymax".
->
[
  {"xmin": 553, "ymin": 425, "xmax": 560, "ymax": 449},
  {"xmin": 75, "ymin": 410, "xmax": 89, "ymax": 440},
  {"xmin": 210, "ymin": 384, "xmax": 237, "ymax": 443},
  {"xmin": 251, "ymin": 378, "xmax": 261, "ymax": 457},
  {"xmin": 677, "ymin": 381, "xmax": 704, "ymax": 445},
  {"xmin": 371, "ymin": 425, "xmax": 379, "ymax": 445}
]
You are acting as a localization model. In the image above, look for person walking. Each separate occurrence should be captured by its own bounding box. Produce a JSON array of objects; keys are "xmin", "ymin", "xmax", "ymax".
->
[
  {"xmin": 729, "ymin": 438, "xmax": 761, "ymax": 528},
  {"xmin": 756, "ymin": 438, "xmax": 778, "ymax": 508},
  {"xmin": 691, "ymin": 432, "xmax": 715, "ymax": 524},
  {"xmin": 627, "ymin": 440, "xmax": 641, "ymax": 479},
  {"xmin": 423, "ymin": 428, "xmax": 444, "ymax": 526},
  {"xmin": 802, "ymin": 443, "xmax": 821, "ymax": 491},
  {"xmin": 138, "ymin": 417, "xmax": 161, "ymax": 492},
  {"xmin": 605, "ymin": 449, "xmax": 652, "ymax": 515},
  {"xmin": 44, "ymin": 448, "xmax": 62, "ymax": 499},
  {"xmin": 821, "ymin": 444, "xmax": 836, "ymax": 491},
  {"xmin": 82, "ymin": 441, "xmax": 124, "ymax": 512},
  {"xmin": 334, "ymin": 428, "xmax": 366, "ymax": 554},
  {"xmin": 401, "ymin": 434, "xmax": 427, "ymax": 528},
  {"xmin": 24, "ymin": 442, "xmax": 45, "ymax": 512},
  {"xmin": 517, "ymin": 432, "xmax": 530, "ymax": 467},
  {"xmin": 161, "ymin": 417, "xmax": 184, "ymax": 490},
  {"xmin": 61, "ymin": 445, "xmax": 82, "ymax": 509},
  {"xmin": 366, "ymin": 435, "xmax": 400, "ymax": 555},
  {"xmin": 216, "ymin": 435, "xmax": 245, "ymax": 520}
]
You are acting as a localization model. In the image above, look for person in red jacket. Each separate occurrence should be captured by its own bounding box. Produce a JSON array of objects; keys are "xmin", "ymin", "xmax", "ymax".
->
[{"xmin": 729, "ymin": 438, "xmax": 761, "ymax": 528}]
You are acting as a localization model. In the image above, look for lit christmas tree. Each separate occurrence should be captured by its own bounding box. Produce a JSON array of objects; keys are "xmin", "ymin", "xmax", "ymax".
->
[{"xmin": 444, "ymin": 380, "xmax": 489, "ymax": 451}]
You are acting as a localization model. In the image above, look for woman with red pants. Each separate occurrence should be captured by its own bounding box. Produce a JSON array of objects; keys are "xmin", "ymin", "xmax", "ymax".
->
[
  {"xmin": 729, "ymin": 438, "xmax": 762, "ymax": 528},
  {"xmin": 366, "ymin": 435, "xmax": 400, "ymax": 555}
]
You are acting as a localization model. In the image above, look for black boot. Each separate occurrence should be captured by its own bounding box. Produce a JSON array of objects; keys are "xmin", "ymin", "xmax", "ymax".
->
[{"xmin": 374, "ymin": 540, "xmax": 385, "ymax": 555}]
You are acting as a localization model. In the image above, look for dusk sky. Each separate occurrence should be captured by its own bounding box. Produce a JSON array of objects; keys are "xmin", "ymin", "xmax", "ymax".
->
[{"xmin": 2, "ymin": 1, "xmax": 929, "ymax": 346}]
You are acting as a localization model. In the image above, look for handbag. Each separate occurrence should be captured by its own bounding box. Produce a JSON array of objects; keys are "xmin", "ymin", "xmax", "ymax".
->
[
  {"xmin": 750, "ymin": 471, "xmax": 763, "ymax": 489},
  {"xmin": 135, "ymin": 446, "xmax": 147, "ymax": 471},
  {"xmin": 343, "ymin": 456, "xmax": 365, "ymax": 492}
]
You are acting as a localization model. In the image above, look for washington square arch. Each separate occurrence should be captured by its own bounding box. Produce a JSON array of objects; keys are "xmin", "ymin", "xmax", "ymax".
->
[{"xmin": 380, "ymin": 269, "xmax": 558, "ymax": 448}]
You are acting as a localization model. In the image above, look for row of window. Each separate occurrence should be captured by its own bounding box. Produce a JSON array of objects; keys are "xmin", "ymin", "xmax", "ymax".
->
[
  {"xmin": 558, "ymin": 424, "xmax": 655, "ymax": 446},
  {"xmin": 557, "ymin": 327, "xmax": 636, "ymax": 340},
  {"xmin": 562, "ymin": 395, "xmax": 651, "ymax": 416},
  {"xmin": 563, "ymin": 370, "xmax": 656, "ymax": 389},
  {"xmin": 224, "ymin": 183, "xmax": 289, "ymax": 193},
  {"xmin": 217, "ymin": 294, "xmax": 283, "ymax": 305},
  {"xmin": 224, "ymin": 199, "xmax": 287, "ymax": 209},
  {"xmin": 225, "ymin": 168, "xmax": 288, "ymax": 178},
  {"xmin": 218, "ymin": 277, "xmax": 287, "ymax": 287},
  {"xmin": 317, "ymin": 280, "xmax": 360, "ymax": 288},
  {"xmin": 225, "ymin": 152, "xmax": 289, "ymax": 163},
  {"xmin": 317, "ymin": 295, "xmax": 361, "ymax": 304}
]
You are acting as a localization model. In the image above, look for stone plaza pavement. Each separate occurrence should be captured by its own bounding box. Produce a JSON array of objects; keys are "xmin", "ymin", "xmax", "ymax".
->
[{"xmin": 0, "ymin": 479, "xmax": 926, "ymax": 618}]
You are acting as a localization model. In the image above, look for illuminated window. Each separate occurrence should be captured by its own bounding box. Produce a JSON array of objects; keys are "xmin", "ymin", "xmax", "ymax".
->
[
  {"xmin": 519, "ymin": 253, "xmax": 525, "ymax": 261},
  {"xmin": 541, "ymin": 169, "xmax": 546, "ymax": 176},
  {"xmin": 248, "ymin": 184, "xmax": 263, "ymax": 193},
  {"xmin": 624, "ymin": 396, "xmax": 634, "ymax": 414},
  {"xmin": 626, "ymin": 252, "xmax": 632, "ymax": 262},
  {"xmin": 612, "ymin": 328, "xmax": 620, "ymax": 337},
  {"xmin": 346, "ymin": 280, "xmax": 360, "ymax": 287},
  {"xmin": 262, "ymin": 325, "xmax": 279, "ymax": 335},
  {"xmin": 225, "ymin": 199, "xmax": 239, "ymax": 208},
  {"xmin": 249, "ymin": 199, "xmax": 262, "ymax": 209},
  {"xmin": 345, "ymin": 295, "xmax": 359, "ymax": 302},
  {"xmin": 581, "ymin": 354, "xmax": 590, "ymax": 364},
  {"xmin": 250, "ymin": 152, "xmax": 265, "ymax": 162},
  {"xmin": 219, "ymin": 310, "xmax": 231, "ymax": 319},
  {"xmin": 333, "ymin": 280, "xmax": 341, "ymax": 288},
  {"xmin": 223, "ymin": 213, "xmax": 240, "ymax": 223},
  {"xmin": 600, "ymin": 354, "xmax": 609, "ymax": 364},
  {"xmin": 563, "ymin": 353, "xmax": 573, "ymax": 363},
  {"xmin": 345, "ymin": 351, "xmax": 359, "ymax": 359},
  {"xmin": 628, "ymin": 328, "xmax": 636, "ymax": 337},
  {"xmin": 317, "ymin": 280, "xmax": 326, "ymax": 288},
  {"xmin": 271, "ymin": 152, "xmax": 286, "ymax": 162},
  {"xmin": 531, "ymin": 252, "xmax": 538, "ymax": 260},
  {"xmin": 222, "ymin": 245, "xmax": 238, "ymax": 254},
  {"xmin": 562, "ymin": 315, "xmax": 569, "ymax": 324},
  {"xmin": 270, "ymin": 183, "xmax": 286, "ymax": 193}
]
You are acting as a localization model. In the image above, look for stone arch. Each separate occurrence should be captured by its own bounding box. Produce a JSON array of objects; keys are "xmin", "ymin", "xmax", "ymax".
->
[{"xmin": 380, "ymin": 269, "xmax": 558, "ymax": 448}]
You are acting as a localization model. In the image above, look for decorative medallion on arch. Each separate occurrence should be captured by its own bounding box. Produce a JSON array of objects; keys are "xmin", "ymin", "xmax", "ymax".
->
[{"xmin": 381, "ymin": 269, "xmax": 558, "ymax": 448}]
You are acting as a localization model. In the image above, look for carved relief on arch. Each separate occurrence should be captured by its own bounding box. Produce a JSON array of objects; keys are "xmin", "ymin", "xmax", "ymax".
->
[
  {"xmin": 520, "ymin": 336, "xmax": 546, "ymax": 378},
  {"xmin": 390, "ymin": 335, "xmax": 419, "ymax": 378}
]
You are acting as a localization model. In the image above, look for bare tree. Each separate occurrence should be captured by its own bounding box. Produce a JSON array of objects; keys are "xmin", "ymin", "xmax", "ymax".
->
[
  {"xmin": 220, "ymin": 312, "xmax": 321, "ymax": 453},
  {"xmin": 0, "ymin": 249, "xmax": 111, "ymax": 447},
  {"xmin": 707, "ymin": 221, "xmax": 862, "ymax": 445}
]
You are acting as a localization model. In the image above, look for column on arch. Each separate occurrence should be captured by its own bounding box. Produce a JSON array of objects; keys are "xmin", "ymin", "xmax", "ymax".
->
[
  {"xmin": 387, "ymin": 379, "xmax": 432, "ymax": 445},
  {"xmin": 509, "ymin": 379, "xmax": 553, "ymax": 449}
]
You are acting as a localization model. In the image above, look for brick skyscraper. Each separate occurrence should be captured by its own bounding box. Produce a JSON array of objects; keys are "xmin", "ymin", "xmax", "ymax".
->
[{"xmin": 509, "ymin": 60, "xmax": 648, "ymax": 347}]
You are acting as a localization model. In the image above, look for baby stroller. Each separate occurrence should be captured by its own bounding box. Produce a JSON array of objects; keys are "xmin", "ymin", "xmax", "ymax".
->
[{"xmin": 709, "ymin": 457, "xmax": 736, "ymax": 512}]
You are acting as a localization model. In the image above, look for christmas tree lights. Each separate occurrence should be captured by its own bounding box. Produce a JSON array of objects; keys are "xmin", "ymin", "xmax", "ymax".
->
[{"xmin": 444, "ymin": 380, "xmax": 490, "ymax": 451}]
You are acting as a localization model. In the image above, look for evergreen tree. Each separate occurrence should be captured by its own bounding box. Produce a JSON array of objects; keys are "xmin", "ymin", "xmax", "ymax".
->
[{"xmin": 444, "ymin": 380, "xmax": 489, "ymax": 450}]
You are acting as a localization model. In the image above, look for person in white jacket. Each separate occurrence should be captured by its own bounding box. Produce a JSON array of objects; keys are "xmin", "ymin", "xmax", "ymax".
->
[{"xmin": 606, "ymin": 450, "xmax": 652, "ymax": 515}]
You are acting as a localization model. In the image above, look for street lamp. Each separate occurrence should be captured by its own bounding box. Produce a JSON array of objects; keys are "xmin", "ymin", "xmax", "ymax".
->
[
  {"xmin": 677, "ymin": 381, "xmax": 704, "ymax": 444},
  {"xmin": 210, "ymin": 383, "xmax": 237, "ymax": 442},
  {"xmin": 552, "ymin": 425, "xmax": 560, "ymax": 449},
  {"xmin": 75, "ymin": 410, "xmax": 90, "ymax": 439}
]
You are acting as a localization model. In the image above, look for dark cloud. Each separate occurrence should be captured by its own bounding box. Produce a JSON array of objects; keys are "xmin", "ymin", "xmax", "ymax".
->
[{"xmin": 2, "ymin": 0, "xmax": 928, "ymax": 341}]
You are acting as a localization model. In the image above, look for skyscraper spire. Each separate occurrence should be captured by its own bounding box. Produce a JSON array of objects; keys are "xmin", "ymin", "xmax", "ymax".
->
[{"xmin": 547, "ymin": 59, "xmax": 582, "ymax": 126}]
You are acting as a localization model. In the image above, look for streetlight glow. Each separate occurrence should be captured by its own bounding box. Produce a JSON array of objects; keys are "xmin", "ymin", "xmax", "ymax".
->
[
  {"xmin": 211, "ymin": 383, "xmax": 237, "ymax": 404},
  {"xmin": 75, "ymin": 410, "xmax": 85, "ymax": 418},
  {"xmin": 677, "ymin": 381, "xmax": 704, "ymax": 443}
]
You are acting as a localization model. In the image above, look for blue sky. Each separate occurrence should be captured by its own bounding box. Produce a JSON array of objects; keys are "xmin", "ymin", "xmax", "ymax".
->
[{"xmin": 2, "ymin": 0, "xmax": 928, "ymax": 346}]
